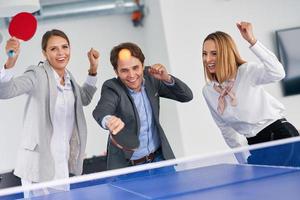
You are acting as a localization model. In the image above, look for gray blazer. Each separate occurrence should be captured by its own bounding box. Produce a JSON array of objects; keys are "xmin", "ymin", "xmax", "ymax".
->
[
  {"xmin": 0, "ymin": 61, "xmax": 97, "ymax": 182},
  {"xmin": 93, "ymin": 67, "xmax": 193, "ymax": 169}
]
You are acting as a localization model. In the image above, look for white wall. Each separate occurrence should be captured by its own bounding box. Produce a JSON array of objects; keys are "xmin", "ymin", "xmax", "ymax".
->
[
  {"xmin": 1, "ymin": 0, "xmax": 300, "ymax": 173},
  {"xmin": 158, "ymin": 0, "xmax": 300, "ymax": 156}
]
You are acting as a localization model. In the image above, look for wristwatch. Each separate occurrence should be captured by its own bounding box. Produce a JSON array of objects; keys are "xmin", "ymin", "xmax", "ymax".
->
[{"xmin": 88, "ymin": 69, "xmax": 97, "ymax": 76}]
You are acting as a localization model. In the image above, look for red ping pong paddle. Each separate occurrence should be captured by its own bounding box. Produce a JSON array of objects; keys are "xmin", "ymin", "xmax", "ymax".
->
[{"xmin": 8, "ymin": 12, "xmax": 37, "ymax": 57}]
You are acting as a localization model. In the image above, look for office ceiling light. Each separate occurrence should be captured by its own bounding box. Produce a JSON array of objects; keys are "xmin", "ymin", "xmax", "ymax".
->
[{"xmin": 0, "ymin": 0, "xmax": 40, "ymax": 18}]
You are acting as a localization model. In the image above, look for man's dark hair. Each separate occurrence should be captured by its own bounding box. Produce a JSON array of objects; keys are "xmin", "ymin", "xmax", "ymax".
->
[{"xmin": 110, "ymin": 42, "xmax": 145, "ymax": 70}]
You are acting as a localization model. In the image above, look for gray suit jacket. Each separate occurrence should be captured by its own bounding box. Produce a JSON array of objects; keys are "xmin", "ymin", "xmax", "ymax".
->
[
  {"xmin": 93, "ymin": 67, "xmax": 193, "ymax": 169},
  {"xmin": 0, "ymin": 61, "xmax": 97, "ymax": 182}
]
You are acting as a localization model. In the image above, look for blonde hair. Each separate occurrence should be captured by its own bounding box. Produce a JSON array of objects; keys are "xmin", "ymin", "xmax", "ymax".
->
[{"xmin": 203, "ymin": 31, "xmax": 246, "ymax": 84}]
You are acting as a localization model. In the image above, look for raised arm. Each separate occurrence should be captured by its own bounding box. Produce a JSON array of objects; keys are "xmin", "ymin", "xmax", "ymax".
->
[
  {"xmin": 237, "ymin": 21, "xmax": 285, "ymax": 85},
  {"xmin": 147, "ymin": 65, "xmax": 193, "ymax": 102},
  {"xmin": 78, "ymin": 48, "xmax": 99, "ymax": 106},
  {"xmin": 236, "ymin": 21, "xmax": 257, "ymax": 46},
  {"xmin": 4, "ymin": 37, "xmax": 20, "ymax": 69}
]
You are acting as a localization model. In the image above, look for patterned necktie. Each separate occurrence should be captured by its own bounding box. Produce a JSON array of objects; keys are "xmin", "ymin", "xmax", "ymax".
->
[{"xmin": 213, "ymin": 80, "xmax": 237, "ymax": 115}]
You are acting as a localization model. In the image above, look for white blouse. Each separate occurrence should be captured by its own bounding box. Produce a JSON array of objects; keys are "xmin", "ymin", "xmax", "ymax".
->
[
  {"xmin": 202, "ymin": 41, "xmax": 286, "ymax": 148},
  {"xmin": 50, "ymin": 69, "xmax": 75, "ymax": 190}
]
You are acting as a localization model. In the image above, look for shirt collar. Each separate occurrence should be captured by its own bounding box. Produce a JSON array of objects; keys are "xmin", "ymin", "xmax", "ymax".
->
[{"xmin": 51, "ymin": 68, "xmax": 72, "ymax": 88}]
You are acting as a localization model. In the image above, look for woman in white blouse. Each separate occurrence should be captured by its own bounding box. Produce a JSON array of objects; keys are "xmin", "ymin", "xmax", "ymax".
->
[
  {"xmin": 202, "ymin": 22, "xmax": 299, "ymax": 165},
  {"xmin": 0, "ymin": 30, "xmax": 99, "ymax": 197}
]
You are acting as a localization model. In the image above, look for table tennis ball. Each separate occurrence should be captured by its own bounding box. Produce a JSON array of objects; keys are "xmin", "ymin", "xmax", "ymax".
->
[{"xmin": 118, "ymin": 49, "xmax": 131, "ymax": 61}]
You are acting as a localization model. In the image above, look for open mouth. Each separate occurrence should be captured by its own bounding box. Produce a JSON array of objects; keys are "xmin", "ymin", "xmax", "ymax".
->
[
  {"xmin": 207, "ymin": 63, "xmax": 215, "ymax": 71},
  {"xmin": 127, "ymin": 78, "xmax": 139, "ymax": 86},
  {"xmin": 57, "ymin": 57, "xmax": 67, "ymax": 62}
]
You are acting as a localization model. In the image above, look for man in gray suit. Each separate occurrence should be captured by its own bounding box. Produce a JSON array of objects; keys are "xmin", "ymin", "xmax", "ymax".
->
[{"xmin": 93, "ymin": 42, "xmax": 193, "ymax": 170}]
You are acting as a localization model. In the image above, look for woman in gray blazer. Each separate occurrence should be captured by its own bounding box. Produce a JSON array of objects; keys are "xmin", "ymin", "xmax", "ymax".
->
[{"xmin": 0, "ymin": 30, "xmax": 99, "ymax": 197}]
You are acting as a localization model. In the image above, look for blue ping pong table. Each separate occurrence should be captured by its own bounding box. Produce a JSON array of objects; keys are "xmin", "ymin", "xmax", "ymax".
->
[{"xmin": 22, "ymin": 163, "xmax": 300, "ymax": 200}]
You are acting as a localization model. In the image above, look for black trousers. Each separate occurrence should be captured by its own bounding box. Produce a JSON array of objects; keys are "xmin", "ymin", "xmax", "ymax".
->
[
  {"xmin": 246, "ymin": 118, "xmax": 300, "ymax": 167},
  {"xmin": 247, "ymin": 118, "xmax": 299, "ymax": 144}
]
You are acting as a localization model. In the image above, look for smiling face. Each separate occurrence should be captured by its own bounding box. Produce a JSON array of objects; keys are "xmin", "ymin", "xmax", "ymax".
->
[
  {"xmin": 115, "ymin": 56, "xmax": 144, "ymax": 92},
  {"xmin": 202, "ymin": 39, "xmax": 217, "ymax": 74},
  {"xmin": 43, "ymin": 35, "xmax": 70, "ymax": 75},
  {"xmin": 202, "ymin": 31, "xmax": 245, "ymax": 83}
]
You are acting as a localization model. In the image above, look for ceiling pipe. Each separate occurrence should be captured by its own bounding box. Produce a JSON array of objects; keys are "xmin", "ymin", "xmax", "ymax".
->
[{"xmin": 36, "ymin": 0, "xmax": 141, "ymax": 20}]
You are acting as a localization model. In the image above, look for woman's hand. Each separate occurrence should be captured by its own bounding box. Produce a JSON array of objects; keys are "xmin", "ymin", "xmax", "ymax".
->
[
  {"xmin": 236, "ymin": 21, "xmax": 257, "ymax": 46},
  {"xmin": 5, "ymin": 37, "xmax": 20, "ymax": 69},
  {"xmin": 87, "ymin": 48, "xmax": 99, "ymax": 75}
]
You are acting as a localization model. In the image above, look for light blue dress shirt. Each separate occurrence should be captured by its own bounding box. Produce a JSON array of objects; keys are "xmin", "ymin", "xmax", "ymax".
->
[{"xmin": 128, "ymin": 83, "xmax": 161, "ymax": 160}]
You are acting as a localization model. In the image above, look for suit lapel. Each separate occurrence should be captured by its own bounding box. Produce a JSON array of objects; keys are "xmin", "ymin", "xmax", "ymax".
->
[
  {"xmin": 68, "ymin": 71, "xmax": 79, "ymax": 103},
  {"xmin": 144, "ymin": 76, "xmax": 158, "ymax": 116},
  {"xmin": 115, "ymin": 78, "xmax": 141, "ymax": 135},
  {"xmin": 66, "ymin": 70, "xmax": 80, "ymax": 132},
  {"xmin": 43, "ymin": 61, "xmax": 57, "ymax": 127}
]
